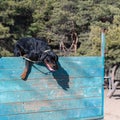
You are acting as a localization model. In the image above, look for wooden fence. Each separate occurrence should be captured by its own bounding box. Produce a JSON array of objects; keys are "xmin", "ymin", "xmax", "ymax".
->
[{"xmin": 0, "ymin": 32, "xmax": 105, "ymax": 120}]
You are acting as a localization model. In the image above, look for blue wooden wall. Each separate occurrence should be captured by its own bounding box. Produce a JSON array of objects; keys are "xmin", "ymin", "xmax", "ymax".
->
[{"xmin": 0, "ymin": 57, "xmax": 104, "ymax": 120}]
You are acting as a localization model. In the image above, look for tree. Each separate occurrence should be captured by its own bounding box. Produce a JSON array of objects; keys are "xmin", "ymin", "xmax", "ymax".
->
[
  {"xmin": 0, "ymin": 0, "xmax": 16, "ymax": 56},
  {"xmin": 0, "ymin": 0, "xmax": 120, "ymax": 59},
  {"xmin": 106, "ymin": 25, "xmax": 120, "ymax": 67},
  {"xmin": 0, "ymin": 0, "xmax": 15, "ymax": 39},
  {"xmin": 12, "ymin": 0, "xmax": 33, "ymax": 38}
]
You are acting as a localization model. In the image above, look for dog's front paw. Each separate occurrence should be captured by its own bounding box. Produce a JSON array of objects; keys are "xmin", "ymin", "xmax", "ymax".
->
[{"xmin": 21, "ymin": 72, "xmax": 27, "ymax": 80}]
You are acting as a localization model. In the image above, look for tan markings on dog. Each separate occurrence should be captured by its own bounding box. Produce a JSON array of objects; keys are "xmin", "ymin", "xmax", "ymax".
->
[{"xmin": 21, "ymin": 67, "xmax": 28, "ymax": 79}]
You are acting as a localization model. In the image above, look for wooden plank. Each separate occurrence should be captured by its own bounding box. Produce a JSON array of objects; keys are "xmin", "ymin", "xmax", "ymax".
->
[
  {"xmin": 0, "ymin": 87, "xmax": 103, "ymax": 103},
  {"xmin": 0, "ymin": 57, "xmax": 103, "ymax": 70},
  {"xmin": 0, "ymin": 77, "xmax": 103, "ymax": 92},
  {"xmin": 0, "ymin": 65, "xmax": 103, "ymax": 80},
  {"xmin": 0, "ymin": 56, "xmax": 103, "ymax": 64},
  {"xmin": 0, "ymin": 67, "xmax": 103, "ymax": 80},
  {"xmin": 0, "ymin": 97, "xmax": 102, "ymax": 115},
  {"xmin": 0, "ymin": 107, "xmax": 103, "ymax": 120},
  {"xmin": 0, "ymin": 57, "xmax": 104, "ymax": 80}
]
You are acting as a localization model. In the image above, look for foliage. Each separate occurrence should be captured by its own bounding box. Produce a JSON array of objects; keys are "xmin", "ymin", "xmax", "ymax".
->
[
  {"xmin": 106, "ymin": 25, "xmax": 120, "ymax": 67},
  {"xmin": 0, "ymin": 0, "xmax": 120, "ymax": 67}
]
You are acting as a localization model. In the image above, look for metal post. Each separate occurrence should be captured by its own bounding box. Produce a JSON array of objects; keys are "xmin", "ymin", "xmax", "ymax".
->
[{"xmin": 101, "ymin": 29, "xmax": 106, "ymax": 58}]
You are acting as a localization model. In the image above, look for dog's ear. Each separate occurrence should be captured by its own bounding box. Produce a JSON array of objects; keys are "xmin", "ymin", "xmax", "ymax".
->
[
  {"xmin": 50, "ymin": 52, "xmax": 58, "ymax": 62},
  {"xmin": 55, "ymin": 55, "xmax": 58, "ymax": 61}
]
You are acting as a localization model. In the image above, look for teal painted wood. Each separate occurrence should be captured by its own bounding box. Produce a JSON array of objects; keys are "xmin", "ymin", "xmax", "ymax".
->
[
  {"xmin": 0, "ymin": 87, "xmax": 102, "ymax": 103},
  {"xmin": 0, "ymin": 57, "xmax": 104, "ymax": 80},
  {"xmin": 0, "ymin": 97, "xmax": 102, "ymax": 115},
  {"xmin": 0, "ymin": 108, "xmax": 102, "ymax": 120},
  {"xmin": 0, "ymin": 77, "xmax": 103, "ymax": 92},
  {"xmin": 0, "ymin": 57, "xmax": 104, "ymax": 120}
]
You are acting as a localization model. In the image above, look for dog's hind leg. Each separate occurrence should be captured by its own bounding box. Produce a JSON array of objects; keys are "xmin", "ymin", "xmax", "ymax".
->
[{"xmin": 21, "ymin": 60, "xmax": 32, "ymax": 80}]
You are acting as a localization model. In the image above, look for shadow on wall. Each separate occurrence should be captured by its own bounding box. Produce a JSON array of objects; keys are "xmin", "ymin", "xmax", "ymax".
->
[
  {"xmin": 26, "ymin": 61, "xmax": 70, "ymax": 91},
  {"xmin": 52, "ymin": 62, "xmax": 70, "ymax": 91}
]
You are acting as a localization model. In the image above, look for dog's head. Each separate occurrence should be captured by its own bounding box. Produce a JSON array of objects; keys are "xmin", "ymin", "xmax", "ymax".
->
[{"xmin": 40, "ymin": 51, "xmax": 58, "ymax": 71}]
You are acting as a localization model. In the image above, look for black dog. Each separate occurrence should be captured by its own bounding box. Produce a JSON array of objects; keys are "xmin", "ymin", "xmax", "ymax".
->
[{"xmin": 14, "ymin": 37, "xmax": 58, "ymax": 80}]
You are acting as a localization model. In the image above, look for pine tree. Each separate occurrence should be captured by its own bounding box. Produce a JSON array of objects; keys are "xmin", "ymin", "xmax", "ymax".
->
[{"xmin": 0, "ymin": 0, "xmax": 16, "ymax": 56}]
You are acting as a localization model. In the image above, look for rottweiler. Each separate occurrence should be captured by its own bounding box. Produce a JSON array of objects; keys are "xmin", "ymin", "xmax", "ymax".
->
[{"xmin": 14, "ymin": 37, "xmax": 58, "ymax": 80}]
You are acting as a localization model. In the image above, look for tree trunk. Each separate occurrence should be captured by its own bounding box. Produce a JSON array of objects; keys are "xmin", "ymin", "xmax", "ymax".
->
[{"xmin": 70, "ymin": 31, "xmax": 78, "ymax": 54}]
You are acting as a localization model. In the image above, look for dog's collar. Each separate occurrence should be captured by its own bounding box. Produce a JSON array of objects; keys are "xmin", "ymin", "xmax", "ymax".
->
[
  {"xmin": 21, "ymin": 49, "xmax": 51, "ymax": 63},
  {"xmin": 44, "ymin": 49, "xmax": 51, "ymax": 53},
  {"xmin": 21, "ymin": 56, "xmax": 39, "ymax": 63}
]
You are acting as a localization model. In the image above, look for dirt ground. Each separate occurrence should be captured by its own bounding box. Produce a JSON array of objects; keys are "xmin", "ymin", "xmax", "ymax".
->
[{"xmin": 104, "ymin": 89, "xmax": 120, "ymax": 120}]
